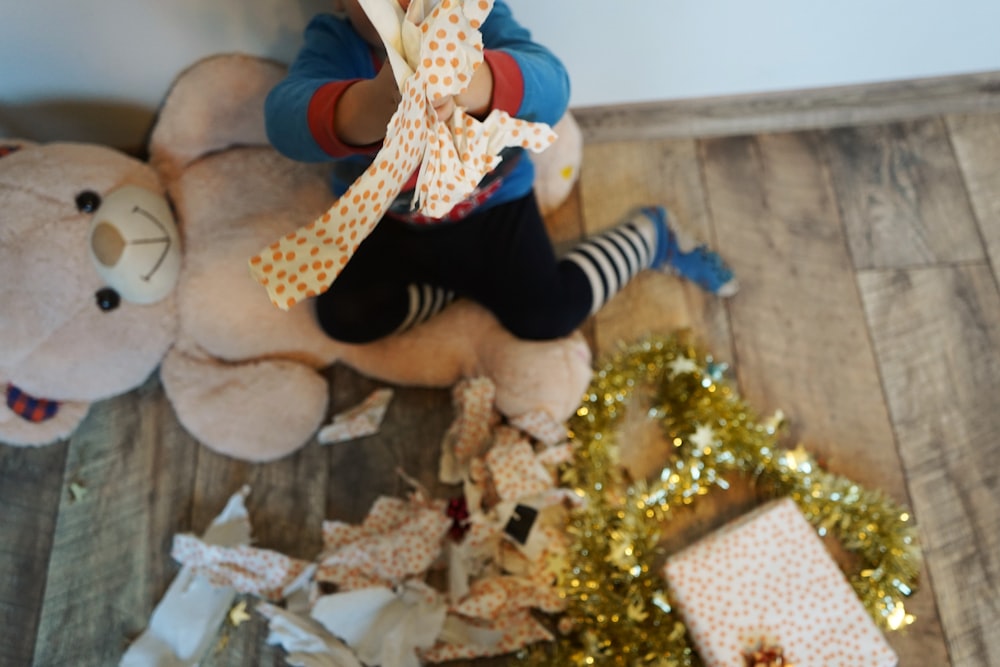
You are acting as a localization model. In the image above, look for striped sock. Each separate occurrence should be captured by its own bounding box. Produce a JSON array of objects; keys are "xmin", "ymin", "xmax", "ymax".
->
[
  {"xmin": 564, "ymin": 210, "xmax": 659, "ymax": 315},
  {"xmin": 394, "ymin": 283, "xmax": 456, "ymax": 333}
]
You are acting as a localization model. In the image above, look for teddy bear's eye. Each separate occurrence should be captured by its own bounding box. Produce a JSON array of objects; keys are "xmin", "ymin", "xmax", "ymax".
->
[
  {"xmin": 76, "ymin": 190, "xmax": 102, "ymax": 213},
  {"xmin": 95, "ymin": 287, "xmax": 121, "ymax": 312}
]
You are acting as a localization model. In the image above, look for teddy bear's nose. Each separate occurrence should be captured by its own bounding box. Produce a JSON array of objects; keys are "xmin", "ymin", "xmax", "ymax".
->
[
  {"xmin": 91, "ymin": 221, "xmax": 126, "ymax": 267},
  {"xmin": 86, "ymin": 185, "xmax": 181, "ymax": 305}
]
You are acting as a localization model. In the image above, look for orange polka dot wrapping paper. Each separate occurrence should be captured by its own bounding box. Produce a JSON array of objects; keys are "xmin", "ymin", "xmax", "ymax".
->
[
  {"xmin": 663, "ymin": 498, "xmax": 898, "ymax": 667},
  {"xmin": 248, "ymin": 0, "xmax": 559, "ymax": 311}
]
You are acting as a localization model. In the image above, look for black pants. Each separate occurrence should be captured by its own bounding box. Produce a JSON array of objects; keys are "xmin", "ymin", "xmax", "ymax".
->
[{"xmin": 315, "ymin": 192, "xmax": 592, "ymax": 343}]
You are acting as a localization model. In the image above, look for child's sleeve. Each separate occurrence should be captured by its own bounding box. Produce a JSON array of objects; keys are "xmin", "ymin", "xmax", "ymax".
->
[
  {"xmin": 479, "ymin": 0, "xmax": 571, "ymax": 127},
  {"xmin": 264, "ymin": 15, "xmax": 380, "ymax": 162}
]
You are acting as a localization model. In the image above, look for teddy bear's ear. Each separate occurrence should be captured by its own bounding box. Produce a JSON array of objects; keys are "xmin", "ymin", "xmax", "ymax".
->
[{"xmin": 149, "ymin": 54, "xmax": 287, "ymax": 184}]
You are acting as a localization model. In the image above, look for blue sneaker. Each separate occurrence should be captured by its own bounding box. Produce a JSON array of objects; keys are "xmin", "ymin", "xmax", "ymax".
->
[{"xmin": 643, "ymin": 206, "xmax": 739, "ymax": 297}]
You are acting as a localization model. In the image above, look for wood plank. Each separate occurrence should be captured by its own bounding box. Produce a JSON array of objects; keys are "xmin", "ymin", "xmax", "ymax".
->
[
  {"xmin": 577, "ymin": 138, "xmax": 733, "ymax": 363},
  {"xmin": 824, "ymin": 118, "xmax": 983, "ymax": 270},
  {"xmin": 31, "ymin": 377, "xmax": 201, "ymax": 667},
  {"xmin": 573, "ymin": 70, "xmax": 1000, "ymax": 143},
  {"xmin": 0, "ymin": 442, "xmax": 67, "ymax": 667},
  {"xmin": 324, "ymin": 366, "xmax": 457, "ymax": 522},
  {"xmin": 700, "ymin": 130, "xmax": 950, "ymax": 665},
  {"xmin": 859, "ymin": 264, "xmax": 1000, "ymax": 667},
  {"xmin": 946, "ymin": 113, "xmax": 1000, "ymax": 283}
]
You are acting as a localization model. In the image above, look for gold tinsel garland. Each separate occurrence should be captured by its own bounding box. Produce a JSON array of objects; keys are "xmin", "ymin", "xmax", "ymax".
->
[{"xmin": 525, "ymin": 334, "xmax": 920, "ymax": 667}]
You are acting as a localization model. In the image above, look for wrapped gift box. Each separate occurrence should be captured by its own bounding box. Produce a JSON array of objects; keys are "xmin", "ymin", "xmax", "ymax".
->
[{"xmin": 663, "ymin": 498, "xmax": 897, "ymax": 667}]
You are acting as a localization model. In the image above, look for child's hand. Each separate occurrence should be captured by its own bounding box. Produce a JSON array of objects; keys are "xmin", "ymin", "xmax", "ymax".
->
[
  {"xmin": 373, "ymin": 56, "xmax": 402, "ymax": 107},
  {"xmin": 432, "ymin": 95, "xmax": 456, "ymax": 122},
  {"xmin": 334, "ymin": 57, "xmax": 402, "ymax": 146},
  {"xmin": 438, "ymin": 61, "xmax": 494, "ymax": 122}
]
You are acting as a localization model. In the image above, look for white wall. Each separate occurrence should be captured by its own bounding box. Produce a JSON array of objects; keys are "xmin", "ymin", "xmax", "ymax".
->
[
  {"xmin": 509, "ymin": 0, "xmax": 1000, "ymax": 106},
  {"xmin": 3, "ymin": 0, "xmax": 1000, "ymax": 146}
]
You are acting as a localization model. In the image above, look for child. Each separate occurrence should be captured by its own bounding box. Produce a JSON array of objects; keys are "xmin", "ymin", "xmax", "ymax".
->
[{"xmin": 264, "ymin": 0, "xmax": 737, "ymax": 344}]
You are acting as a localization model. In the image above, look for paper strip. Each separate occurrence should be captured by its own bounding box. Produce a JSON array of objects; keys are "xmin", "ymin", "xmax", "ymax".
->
[
  {"xmin": 318, "ymin": 387, "xmax": 394, "ymax": 444},
  {"xmin": 439, "ymin": 377, "xmax": 499, "ymax": 483},
  {"xmin": 170, "ymin": 538, "xmax": 315, "ymax": 602}
]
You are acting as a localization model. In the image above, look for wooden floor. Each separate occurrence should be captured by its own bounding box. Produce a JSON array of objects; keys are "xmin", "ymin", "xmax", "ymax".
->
[{"xmin": 3, "ymin": 109, "xmax": 1000, "ymax": 666}]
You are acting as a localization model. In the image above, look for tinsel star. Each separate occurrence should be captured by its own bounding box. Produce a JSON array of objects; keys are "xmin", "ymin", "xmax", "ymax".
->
[
  {"xmin": 689, "ymin": 423, "xmax": 717, "ymax": 451},
  {"xmin": 667, "ymin": 355, "xmax": 700, "ymax": 377},
  {"xmin": 228, "ymin": 600, "xmax": 251, "ymax": 627},
  {"xmin": 605, "ymin": 534, "xmax": 637, "ymax": 571}
]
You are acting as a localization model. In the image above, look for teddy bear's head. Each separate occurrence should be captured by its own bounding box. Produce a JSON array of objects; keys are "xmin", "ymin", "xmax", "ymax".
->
[{"xmin": 0, "ymin": 141, "xmax": 180, "ymax": 441}]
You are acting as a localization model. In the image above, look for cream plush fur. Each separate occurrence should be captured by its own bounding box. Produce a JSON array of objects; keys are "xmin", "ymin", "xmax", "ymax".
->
[{"xmin": 0, "ymin": 54, "xmax": 591, "ymax": 461}]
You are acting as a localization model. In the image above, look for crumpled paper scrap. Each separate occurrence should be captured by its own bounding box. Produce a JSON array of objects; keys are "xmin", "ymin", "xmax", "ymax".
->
[
  {"xmin": 171, "ymin": 537, "xmax": 315, "ymax": 602},
  {"xmin": 317, "ymin": 495, "xmax": 451, "ymax": 590},
  {"xmin": 119, "ymin": 486, "xmax": 252, "ymax": 667},
  {"xmin": 484, "ymin": 425, "xmax": 558, "ymax": 501},
  {"xmin": 508, "ymin": 408, "xmax": 568, "ymax": 446},
  {"xmin": 454, "ymin": 574, "xmax": 563, "ymax": 619},
  {"xmin": 438, "ymin": 377, "xmax": 499, "ymax": 483},
  {"xmin": 422, "ymin": 608, "xmax": 553, "ymax": 663},
  {"xmin": 304, "ymin": 576, "xmax": 550, "ymax": 666},
  {"xmin": 258, "ymin": 602, "xmax": 363, "ymax": 667},
  {"xmin": 318, "ymin": 387, "xmax": 394, "ymax": 444},
  {"xmin": 312, "ymin": 580, "xmax": 447, "ymax": 667},
  {"xmin": 248, "ymin": 0, "xmax": 559, "ymax": 311}
]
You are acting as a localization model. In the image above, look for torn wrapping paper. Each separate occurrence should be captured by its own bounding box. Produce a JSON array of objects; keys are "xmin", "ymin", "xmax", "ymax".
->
[
  {"xmin": 318, "ymin": 387, "xmax": 394, "ymax": 444},
  {"xmin": 508, "ymin": 409, "xmax": 567, "ymax": 446},
  {"xmin": 438, "ymin": 377, "xmax": 499, "ymax": 483},
  {"xmin": 170, "ymin": 537, "xmax": 315, "ymax": 602},
  {"xmin": 484, "ymin": 426, "xmax": 559, "ymax": 501},
  {"xmin": 453, "ymin": 574, "xmax": 563, "ymax": 620},
  {"xmin": 248, "ymin": 0, "xmax": 559, "ymax": 310},
  {"xmin": 317, "ymin": 495, "xmax": 451, "ymax": 590},
  {"xmin": 119, "ymin": 486, "xmax": 252, "ymax": 667},
  {"xmin": 663, "ymin": 498, "xmax": 898, "ymax": 667}
]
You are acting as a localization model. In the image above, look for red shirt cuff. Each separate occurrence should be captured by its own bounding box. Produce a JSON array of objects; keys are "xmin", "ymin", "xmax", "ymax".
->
[
  {"xmin": 308, "ymin": 80, "xmax": 382, "ymax": 157},
  {"xmin": 482, "ymin": 50, "xmax": 524, "ymax": 115}
]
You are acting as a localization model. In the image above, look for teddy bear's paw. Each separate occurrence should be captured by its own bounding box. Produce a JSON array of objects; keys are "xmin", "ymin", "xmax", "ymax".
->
[
  {"xmin": 487, "ymin": 331, "xmax": 593, "ymax": 425},
  {"xmin": 160, "ymin": 347, "xmax": 329, "ymax": 462},
  {"xmin": 0, "ymin": 387, "xmax": 91, "ymax": 446}
]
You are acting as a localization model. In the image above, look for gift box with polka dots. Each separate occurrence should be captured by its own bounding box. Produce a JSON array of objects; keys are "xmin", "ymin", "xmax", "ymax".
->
[{"xmin": 663, "ymin": 497, "xmax": 898, "ymax": 667}]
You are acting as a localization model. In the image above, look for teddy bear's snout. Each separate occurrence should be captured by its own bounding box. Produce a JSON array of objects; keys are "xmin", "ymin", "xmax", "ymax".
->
[{"xmin": 87, "ymin": 185, "xmax": 182, "ymax": 305}]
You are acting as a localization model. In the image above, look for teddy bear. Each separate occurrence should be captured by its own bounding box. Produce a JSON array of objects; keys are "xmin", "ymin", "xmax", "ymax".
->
[{"xmin": 0, "ymin": 54, "xmax": 592, "ymax": 461}]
